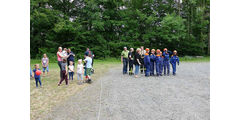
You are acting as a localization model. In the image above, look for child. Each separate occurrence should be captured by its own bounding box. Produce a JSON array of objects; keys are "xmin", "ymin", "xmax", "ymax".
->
[
  {"xmin": 155, "ymin": 49, "xmax": 161, "ymax": 76},
  {"xmin": 77, "ymin": 59, "xmax": 84, "ymax": 84},
  {"xmin": 162, "ymin": 48, "xmax": 172, "ymax": 76},
  {"xmin": 144, "ymin": 48, "xmax": 150, "ymax": 77},
  {"xmin": 58, "ymin": 59, "xmax": 68, "ymax": 86},
  {"xmin": 150, "ymin": 49, "xmax": 156, "ymax": 76},
  {"xmin": 32, "ymin": 64, "xmax": 42, "ymax": 87},
  {"xmin": 170, "ymin": 50, "xmax": 180, "ymax": 75},
  {"xmin": 84, "ymin": 54, "xmax": 93, "ymax": 83},
  {"xmin": 41, "ymin": 53, "xmax": 49, "ymax": 76},
  {"xmin": 68, "ymin": 61, "xmax": 74, "ymax": 80}
]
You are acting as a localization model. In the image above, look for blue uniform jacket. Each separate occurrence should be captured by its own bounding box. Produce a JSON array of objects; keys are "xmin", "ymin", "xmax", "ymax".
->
[
  {"xmin": 144, "ymin": 54, "xmax": 150, "ymax": 65},
  {"xmin": 150, "ymin": 54, "xmax": 156, "ymax": 62},
  {"xmin": 155, "ymin": 56, "xmax": 163, "ymax": 63},
  {"xmin": 163, "ymin": 50, "xmax": 172, "ymax": 61},
  {"xmin": 170, "ymin": 55, "xmax": 179, "ymax": 65}
]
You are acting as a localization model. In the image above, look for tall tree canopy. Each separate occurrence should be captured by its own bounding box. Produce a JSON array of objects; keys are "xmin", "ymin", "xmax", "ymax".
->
[{"xmin": 31, "ymin": 0, "xmax": 210, "ymax": 59}]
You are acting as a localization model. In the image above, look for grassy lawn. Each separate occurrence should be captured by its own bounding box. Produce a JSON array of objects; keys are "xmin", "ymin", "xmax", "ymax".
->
[
  {"xmin": 180, "ymin": 56, "xmax": 210, "ymax": 62},
  {"xmin": 30, "ymin": 58, "xmax": 120, "ymax": 120}
]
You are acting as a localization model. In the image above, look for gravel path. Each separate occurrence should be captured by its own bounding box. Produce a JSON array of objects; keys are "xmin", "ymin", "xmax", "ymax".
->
[{"xmin": 43, "ymin": 62, "xmax": 210, "ymax": 120}]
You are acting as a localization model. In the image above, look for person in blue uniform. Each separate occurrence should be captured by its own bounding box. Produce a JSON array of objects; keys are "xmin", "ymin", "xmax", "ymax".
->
[
  {"xmin": 144, "ymin": 48, "xmax": 150, "ymax": 77},
  {"xmin": 155, "ymin": 49, "xmax": 164, "ymax": 76},
  {"xmin": 170, "ymin": 50, "xmax": 179, "ymax": 75},
  {"xmin": 155, "ymin": 49, "xmax": 161, "ymax": 76},
  {"xmin": 150, "ymin": 49, "xmax": 156, "ymax": 76},
  {"xmin": 162, "ymin": 48, "xmax": 172, "ymax": 76}
]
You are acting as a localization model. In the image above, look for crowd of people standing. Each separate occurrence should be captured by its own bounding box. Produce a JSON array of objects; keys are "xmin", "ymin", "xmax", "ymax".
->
[
  {"xmin": 31, "ymin": 47, "xmax": 94, "ymax": 88},
  {"xmin": 121, "ymin": 46, "xmax": 180, "ymax": 78}
]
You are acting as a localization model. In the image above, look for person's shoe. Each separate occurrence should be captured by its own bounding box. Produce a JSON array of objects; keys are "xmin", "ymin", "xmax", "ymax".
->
[
  {"xmin": 160, "ymin": 74, "xmax": 162, "ymax": 76},
  {"xmin": 88, "ymin": 79, "xmax": 92, "ymax": 84}
]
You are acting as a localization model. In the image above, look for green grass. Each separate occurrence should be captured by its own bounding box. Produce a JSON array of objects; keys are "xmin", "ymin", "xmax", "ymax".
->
[
  {"xmin": 180, "ymin": 56, "xmax": 210, "ymax": 62},
  {"xmin": 30, "ymin": 58, "xmax": 120, "ymax": 120}
]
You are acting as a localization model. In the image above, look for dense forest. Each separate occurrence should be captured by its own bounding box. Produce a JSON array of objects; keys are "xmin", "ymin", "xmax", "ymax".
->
[{"xmin": 30, "ymin": 0, "xmax": 210, "ymax": 59}]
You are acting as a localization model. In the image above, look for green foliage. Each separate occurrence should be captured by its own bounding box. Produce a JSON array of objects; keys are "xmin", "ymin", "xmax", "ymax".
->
[{"xmin": 31, "ymin": 0, "xmax": 210, "ymax": 59}]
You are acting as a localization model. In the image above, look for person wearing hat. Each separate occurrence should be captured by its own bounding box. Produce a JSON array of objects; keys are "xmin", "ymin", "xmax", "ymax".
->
[
  {"xmin": 128, "ymin": 48, "xmax": 134, "ymax": 75},
  {"xmin": 140, "ymin": 46, "xmax": 146, "ymax": 74},
  {"xmin": 170, "ymin": 50, "xmax": 180, "ymax": 75},
  {"xmin": 155, "ymin": 49, "xmax": 164, "ymax": 76},
  {"xmin": 150, "ymin": 49, "xmax": 156, "ymax": 76},
  {"xmin": 121, "ymin": 47, "xmax": 129, "ymax": 74},
  {"xmin": 162, "ymin": 48, "xmax": 172, "ymax": 76},
  {"xmin": 144, "ymin": 48, "xmax": 151, "ymax": 77}
]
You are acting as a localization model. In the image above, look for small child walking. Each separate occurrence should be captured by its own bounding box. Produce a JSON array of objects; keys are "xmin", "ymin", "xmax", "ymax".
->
[
  {"xmin": 77, "ymin": 59, "xmax": 84, "ymax": 84},
  {"xmin": 32, "ymin": 64, "xmax": 42, "ymax": 88},
  {"xmin": 68, "ymin": 61, "xmax": 74, "ymax": 80},
  {"xmin": 58, "ymin": 59, "xmax": 68, "ymax": 86},
  {"xmin": 42, "ymin": 53, "xmax": 49, "ymax": 76}
]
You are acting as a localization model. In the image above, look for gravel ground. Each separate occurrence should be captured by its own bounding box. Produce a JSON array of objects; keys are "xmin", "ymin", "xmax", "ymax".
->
[{"xmin": 43, "ymin": 62, "xmax": 210, "ymax": 120}]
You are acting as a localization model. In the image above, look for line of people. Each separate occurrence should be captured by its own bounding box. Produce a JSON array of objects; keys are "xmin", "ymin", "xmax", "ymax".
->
[{"xmin": 121, "ymin": 46, "xmax": 179, "ymax": 78}]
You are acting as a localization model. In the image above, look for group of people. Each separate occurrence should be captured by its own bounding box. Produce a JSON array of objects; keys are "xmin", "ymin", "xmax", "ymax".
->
[
  {"xmin": 121, "ymin": 46, "xmax": 180, "ymax": 78},
  {"xmin": 31, "ymin": 47, "xmax": 94, "ymax": 88}
]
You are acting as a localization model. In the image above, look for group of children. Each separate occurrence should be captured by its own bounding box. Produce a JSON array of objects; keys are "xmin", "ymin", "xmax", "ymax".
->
[
  {"xmin": 143, "ymin": 48, "xmax": 180, "ymax": 77},
  {"xmin": 31, "ymin": 52, "xmax": 93, "ymax": 88}
]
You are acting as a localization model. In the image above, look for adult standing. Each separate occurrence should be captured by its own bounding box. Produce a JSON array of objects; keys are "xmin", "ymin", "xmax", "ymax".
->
[
  {"xmin": 57, "ymin": 47, "xmax": 64, "ymax": 79},
  {"xmin": 128, "ymin": 48, "xmax": 134, "ymax": 75},
  {"xmin": 134, "ymin": 48, "xmax": 141, "ymax": 78},
  {"xmin": 140, "ymin": 46, "xmax": 146, "ymax": 74},
  {"xmin": 67, "ymin": 48, "xmax": 75, "ymax": 66},
  {"xmin": 121, "ymin": 47, "xmax": 129, "ymax": 74}
]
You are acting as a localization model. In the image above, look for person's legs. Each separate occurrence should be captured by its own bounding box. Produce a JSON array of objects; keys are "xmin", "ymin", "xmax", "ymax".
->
[
  {"xmin": 63, "ymin": 71, "xmax": 68, "ymax": 85},
  {"xmin": 58, "ymin": 61, "xmax": 62, "ymax": 79},
  {"xmin": 46, "ymin": 66, "xmax": 49, "ymax": 74},
  {"xmin": 91, "ymin": 58, "xmax": 94, "ymax": 67},
  {"xmin": 172, "ymin": 63, "xmax": 176, "ymax": 75},
  {"xmin": 163, "ymin": 61, "xmax": 167, "ymax": 75},
  {"xmin": 38, "ymin": 78, "xmax": 42, "ymax": 86},
  {"xmin": 156, "ymin": 63, "xmax": 159, "ymax": 76},
  {"xmin": 129, "ymin": 60, "xmax": 133, "ymax": 75},
  {"xmin": 86, "ymin": 68, "xmax": 92, "ymax": 83},
  {"xmin": 35, "ymin": 78, "xmax": 38, "ymax": 87},
  {"xmin": 80, "ymin": 74, "xmax": 83, "ymax": 81},
  {"xmin": 167, "ymin": 62, "xmax": 170, "ymax": 75},
  {"xmin": 77, "ymin": 73, "xmax": 80, "ymax": 81},
  {"xmin": 123, "ymin": 58, "xmax": 127, "ymax": 74},
  {"xmin": 42, "ymin": 67, "xmax": 46, "ymax": 76},
  {"xmin": 72, "ymin": 72, "xmax": 74, "ymax": 80},
  {"xmin": 146, "ymin": 64, "xmax": 150, "ymax": 76},
  {"xmin": 159, "ymin": 62, "xmax": 163, "ymax": 76},
  {"xmin": 140, "ymin": 59, "xmax": 144, "ymax": 74},
  {"xmin": 134, "ymin": 65, "xmax": 139, "ymax": 77},
  {"xmin": 58, "ymin": 71, "xmax": 64, "ymax": 85}
]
